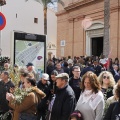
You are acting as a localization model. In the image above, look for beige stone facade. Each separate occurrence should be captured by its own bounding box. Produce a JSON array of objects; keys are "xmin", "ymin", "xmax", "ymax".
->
[{"xmin": 56, "ymin": 0, "xmax": 120, "ymax": 59}]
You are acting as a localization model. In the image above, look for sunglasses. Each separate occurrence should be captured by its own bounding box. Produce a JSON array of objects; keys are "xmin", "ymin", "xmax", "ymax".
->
[{"xmin": 103, "ymin": 76, "xmax": 110, "ymax": 79}]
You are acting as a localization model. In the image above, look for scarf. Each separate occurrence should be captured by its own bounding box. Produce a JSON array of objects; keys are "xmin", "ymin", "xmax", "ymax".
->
[{"xmin": 78, "ymin": 90, "xmax": 104, "ymax": 110}]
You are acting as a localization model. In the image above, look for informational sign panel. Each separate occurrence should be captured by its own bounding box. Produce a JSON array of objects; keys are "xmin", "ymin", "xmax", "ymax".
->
[{"xmin": 13, "ymin": 32, "xmax": 46, "ymax": 73}]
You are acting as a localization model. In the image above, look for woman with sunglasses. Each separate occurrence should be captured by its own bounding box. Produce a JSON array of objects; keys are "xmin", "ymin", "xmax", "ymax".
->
[
  {"xmin": 98, "ymin": 71, "xmax": 115, "ymax": 116},
  {"xmin": 98, "ymin": 71, "xmax": 115, "ymax": 100}
]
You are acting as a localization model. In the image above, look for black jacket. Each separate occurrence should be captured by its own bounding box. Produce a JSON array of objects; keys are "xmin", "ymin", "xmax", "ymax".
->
[
  {"xmin": 81, "ymin": 66, "xmax": 95, "ymax": 76},
  {"xmin": 91, "ymin": 65, "xmax": 102, "ymax": 76},
  {"xmin": 37, "ymin": 81, "xmax": 51, "ymax": 111},
  {"xmin": 0, "ymin": 80, "xmax": 15, "ymax": 112},
  {"xmin": 50, "ymin": 84, "xmax": 76, "ymax": 120},
  {"xmin": 69, "ymin": 77, "xmax": 81, "ymax": 102},
  {"xmin": 103, "ymin": 102, "xmax": 120, "ymax": 120}
]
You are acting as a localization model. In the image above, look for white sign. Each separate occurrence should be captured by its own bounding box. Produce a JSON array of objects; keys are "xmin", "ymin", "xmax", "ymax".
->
[{"xmin": 60, "ymin": 40, "xmax": 65, "ymax": 46}]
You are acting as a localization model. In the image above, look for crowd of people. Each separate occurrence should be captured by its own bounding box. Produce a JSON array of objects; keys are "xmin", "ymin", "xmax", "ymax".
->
[{"xmin": 0, "ymin": 55, "xmax": 120, "ymax": 120}]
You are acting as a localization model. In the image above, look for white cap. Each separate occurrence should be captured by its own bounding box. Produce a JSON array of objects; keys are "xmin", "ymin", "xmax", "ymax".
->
[
  {"xmin": 68, "ymin": 59, "xmax": 73, "ymax": 64},
  {"xmin": 42, "ymin": 73, "xmax": 49, "ymax": 80}
]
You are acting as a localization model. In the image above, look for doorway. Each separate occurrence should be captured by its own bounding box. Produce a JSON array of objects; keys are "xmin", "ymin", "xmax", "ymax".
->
[{"xmin": 91, "ymin": 37, "xmax": 103, "ymax": 56}]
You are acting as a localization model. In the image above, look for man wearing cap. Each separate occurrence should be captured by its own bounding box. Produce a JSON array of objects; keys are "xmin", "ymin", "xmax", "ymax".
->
[
  {"xmin": 50, "ymin": 73, "xmax": 76, "ymax": 120},
  {"xmin": 37, "ymin": 73, "xmax": 51, "ymax": 120},
  {"xmin": 26, "ymin": 62, "xmax": 39, "ymax": 82}
]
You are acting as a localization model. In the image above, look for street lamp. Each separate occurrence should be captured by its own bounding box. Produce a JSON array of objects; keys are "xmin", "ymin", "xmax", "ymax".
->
[{"xmin": 0, "ymin": 0, "xmax": 6, "ymax": 6}]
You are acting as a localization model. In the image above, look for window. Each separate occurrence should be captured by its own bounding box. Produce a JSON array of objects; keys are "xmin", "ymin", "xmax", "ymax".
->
[
  {"xmin": 34, "ymin": 18, "xmax": 38, "ymax": 24},
  {"xmin": 60, "ymin": 40, "xmax": 65, "ymax": 46}
]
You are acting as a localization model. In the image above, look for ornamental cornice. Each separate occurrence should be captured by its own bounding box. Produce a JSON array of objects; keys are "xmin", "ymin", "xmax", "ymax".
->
[
  {"xmin": 56, "ymin": 10, "xmax": 67, "ymax": 16},
  {"xmin": 110, "ymin": 5, "xmax": 120, "ymax": 13},
  {"xmin": 68, "ymin": 15, "xmax": 85, "ymax": 22},
  {"xmin": 64, "ymin": 0, "xmax": 96, "ymax": 11}
]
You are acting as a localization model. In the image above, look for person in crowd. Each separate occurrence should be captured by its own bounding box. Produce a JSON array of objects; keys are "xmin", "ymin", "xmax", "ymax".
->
[
  {"xmin": 98, "ymin": 71, "xmax": 115, "ymax": 100},
  {"xmin": 76, "ymin": 71, "xmax": 104, "ymax": 120},
  {"xmin": 6, "ymin": 77, "xmax": 46, "ymax": 120},
  {"xmin": 26, "ymin": 62, "xmax": 39, "ymax": 82},
  {"xmin": 77, "ymin": 58, "xmax": 85, "ymax": 71},
  {"xmin": 110, "ymin": 64, "xmax": 119, "ymax": 76},
  {"xmin": 18, "ymin": 67, "xmax": 28, "ymax": 88},
  {"xmin": 69, "ymin": 66, "xmax": 81, "ymax": 102},
  {"xmin": 98, "ymin": 71, "xmax": 115, "ymax": 116},
  {"xmin": 45, "ymin": 70, "xmax": 58, "ymax": 120},
  {"xmin": 68, "ymin": 60, "xmax": 74, "ymax": 78},
  {"xmin": 80, "ymin": 62, "xmax": 95, "ymax": 76},
  {"xmin": 13, "ymin": 64, "xmax": 19, "ymax": 74},
  {"xmin": 37, "ymin": 73, "xmax": 51, "ymax": 120},
  {"xmin": 103, "ymin": 84, "xmax": 120, "ymax": 120},
  {"xmin": 110, "ymin": 64, "xmax": 119, "ymax": 81},
  {"xmin": 63, "ymin": 61, "xmax": 70, "ymax": 75},
  {"xmin": 99, "ymin": 55, "xmax": 108, "ymax": 69},
  {"xmin": 4, "ymin": 63, "xmax": 10, "ymax": 72},
  {"xmin": 50, "ymin": 70, "xmax": 58, "ymax": 96},
  {"xmin": 108, "ymin": 58, "xmax": 113, "ymax": 71},
  {"xmin": 67, "ymin": 56, "xmax": 73, "ymax": 64},
  {"xmin": 50, "ymin": 73, "xmax": 76, "ymax": 120},
  {"xmin": 0, "ymin": 71, "xmax": 15, "ymax": 120},
  {"xmin": 52, "ymin": 55, "xmax": 57, "ymax": 64},
  {"xmin": 114, "ymin": 73, "xmax": 120, "ymax": 83},
  {"xmin": 86, "ymin": 57, "xmax": 92, "ymax": 65},
  {"xmin": 106, "ymin": 84, "xmax": 119, "ymax": 108},
  {"xmin": 91, "ymin": 60, "xmax": 102, "ymax": 76},
  {"xmin": 69, "ymin": 110, "xmax": 83, "ymax": 120},
  {"xmin": 46, "ymin": 61, "xmax": 55, "ymax": 78},
  {"xmin": 113, "ymin": 57, "xmax": 119, "ymax": 68},
  {"xmin": 73, "ymin": 59, "xmax": 78, "ymax": 66},
  {"xmin": 55, "ymin": 62, "xmax": 64, "ymax": 74}
]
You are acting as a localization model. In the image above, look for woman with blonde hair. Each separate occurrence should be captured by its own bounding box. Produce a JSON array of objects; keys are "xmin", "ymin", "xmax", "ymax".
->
[
  {"xmin": 98, "ymin": 71, "xmax": 115, "ymax": 100},
  {"xmin": 76, "ymin": 71, "xmax": 104, "ymax": 120}
]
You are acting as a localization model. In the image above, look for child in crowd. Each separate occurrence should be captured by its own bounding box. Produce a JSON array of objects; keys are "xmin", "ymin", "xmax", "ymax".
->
[{"xmin": 69, "ymin": 110, "xmax": 83, "ymax": 120}]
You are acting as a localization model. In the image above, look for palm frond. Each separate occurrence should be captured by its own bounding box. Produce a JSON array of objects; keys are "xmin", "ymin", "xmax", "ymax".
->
[
  {"xmin": 25, "ymin": 0, "xmax": 64, "ymax": 7},
  {"xmin": 25, "ymin": 0, "xmax": 43, "ymax": 5},
  {"xmin": 51, "ymin": 0, "xmax": 64, "ymax": 6},
  {"xmin": 57, "ymin": 0, "xmax": 64, "ymax": 6}
]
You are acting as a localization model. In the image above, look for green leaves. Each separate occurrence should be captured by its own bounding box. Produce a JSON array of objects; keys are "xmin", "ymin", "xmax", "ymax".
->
[
  {"xmin": 13, "ymin": 87, "xmax": 32, "ymax": 104},
  {"xmin": 0, "ymin": 56, "xmax": 10, "ymax": 72}
]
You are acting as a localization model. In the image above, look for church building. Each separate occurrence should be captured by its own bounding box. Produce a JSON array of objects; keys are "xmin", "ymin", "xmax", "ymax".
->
[{"xmin": 56, "ymin": 0, "xmax": 120, "ymax": 59}]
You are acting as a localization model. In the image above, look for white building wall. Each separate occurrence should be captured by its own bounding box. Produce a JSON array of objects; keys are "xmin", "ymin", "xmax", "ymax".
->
[{"xmin": 0, "ymin": 0, "xmax": 57, "ymax": 58}]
